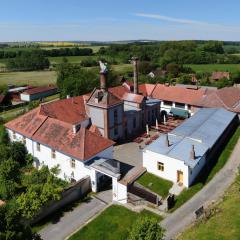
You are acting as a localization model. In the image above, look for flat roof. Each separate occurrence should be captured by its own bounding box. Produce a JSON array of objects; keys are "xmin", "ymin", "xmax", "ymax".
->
[{"xmin": 145, "ymin": 108, "xmax": 237, "ymax": 168}]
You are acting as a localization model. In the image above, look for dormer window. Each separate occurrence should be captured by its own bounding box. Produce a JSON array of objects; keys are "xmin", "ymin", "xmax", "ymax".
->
[{"xmin": 51, "ymin": 149, "xmax": 56, "ymax": 159}]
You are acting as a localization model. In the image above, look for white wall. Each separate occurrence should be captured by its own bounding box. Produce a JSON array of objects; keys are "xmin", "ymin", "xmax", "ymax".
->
[
  {"xmin": 6, "ymin": 129, "xmax": 113, "ymax": 183},
  {"xmin": 143, "ymin": 149, "xmax": 189, "ymax": 187},
  {"xmin": 112, "ymin": 179, "xmax": 128, "ymax": 204},
  {"xmin": 20, "ymin": 93, "xmax": 30, "ymax": 102}
]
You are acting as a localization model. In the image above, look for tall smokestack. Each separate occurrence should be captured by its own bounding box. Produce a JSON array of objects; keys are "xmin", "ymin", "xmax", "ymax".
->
[
  {"xmin": 132, "ymin": 57, "xmax": 139, "ymax": 94},
  {"xmin": 190, "ymin": 145, "xmax": 196, "ymax": 160}
]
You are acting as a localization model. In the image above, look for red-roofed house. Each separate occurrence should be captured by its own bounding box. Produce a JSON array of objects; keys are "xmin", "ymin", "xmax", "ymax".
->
[
  {"xmin": 193, "ymin": 87, "xmax": 240, "ymax": 114},
  {"xmin": 151, "ymin": 84, "xmax": 207, "ymax": 117},
  {"xmin": 20, "ymin": 86, "xmax": 58, "ymax": 102}
]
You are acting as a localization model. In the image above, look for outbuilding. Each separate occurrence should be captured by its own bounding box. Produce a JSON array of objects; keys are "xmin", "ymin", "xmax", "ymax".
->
[
  {"xmin": 143, "ymin": 108, "xmax": 239, "ymax": 188},
  {"xmin": 20, "ymin": 86, "xmax": 57, "ymax": 102}
]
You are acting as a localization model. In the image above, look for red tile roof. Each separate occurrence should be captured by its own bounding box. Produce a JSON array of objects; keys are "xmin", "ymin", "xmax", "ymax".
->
[
  {"xmin": 109, "ymin": 85, "xmax": 145, "ymax": 104},
  {"xmin": 138, "ymin": 84, "xmax": 156, "ymax": 97},
  {"xmin": 5, "ymin": 108, "xmax": 48, "ymax": 138},
  {"xmin": 194, "ymin": 87, "xmax": 240, "ymax": 113},
  {"xmin": 22, "ymin": 86, "xmax": 57, "ymax": 95},
  {"xmin": 151, "ymin": 84, "xmax": 206, "ymax": 105},
  {"xmin": 40, "ymin": 96, "xmax": 88, "ymax": 125},
  {"xmin": 32, "ymin": 118, "xmax": 114, "ymax": 161},
  {"xmin": 211, "ymin": 72, "xmax": 230, "ymax": 81}
]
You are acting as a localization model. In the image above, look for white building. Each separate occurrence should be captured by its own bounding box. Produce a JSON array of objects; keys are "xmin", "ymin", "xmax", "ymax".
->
[
  {"xmin": 5, "ymin": 99, "xmax": 128, "ymax": 203},
  {"xmin": 143, "ymin": 108, "xmax": 238, "ymax": 188}
]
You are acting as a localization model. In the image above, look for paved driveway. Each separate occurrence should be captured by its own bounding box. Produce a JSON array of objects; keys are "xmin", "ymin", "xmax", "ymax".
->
[
  {"xmin": 39, "ymin": 191, "xmax": 112, "ymax": 240},
  {"xmin": 161, "ymin": 139, "xmax": 240, "ymax": 240},
  {"xmin": 114, "ymin": 141, "xmax": 143, "ymax": 168}
]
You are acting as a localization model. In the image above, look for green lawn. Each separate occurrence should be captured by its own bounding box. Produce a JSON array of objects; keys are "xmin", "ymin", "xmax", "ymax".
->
[
  {"xmin": 137, "ymin": 172, "xmax": 173, "ymax": 198},
  {"xmin": 178, "ymin": 174, "xmax": 240, "ymax": 240},
  {"xmin": 0, "ymin": 70, "xmax": 56, "ymax": 86},
  {"xmin": 69, "ymin": 205, "xmax": 162, "ymax": 240},
  {"xmin": 170, "ymin": 127, "xmax": 240, "ymax": 212},
  {"xmin": 185, "ymin": 64, "xmax": 240, "ymax": 73}
]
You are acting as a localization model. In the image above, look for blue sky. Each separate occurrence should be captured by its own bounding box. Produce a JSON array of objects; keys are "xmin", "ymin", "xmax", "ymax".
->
[{"xmin": 1, "ymin": 0, "xmax": 240, "ymax": 42}]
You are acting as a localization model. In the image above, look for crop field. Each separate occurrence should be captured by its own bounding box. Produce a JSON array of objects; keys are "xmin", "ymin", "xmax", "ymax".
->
[
  {"xmin": 0, "ymin": 70, "xmax": 56, "ymax": 86},
  {"xmin": 185, "ymin": 64, "xmax": 240, "ymax": 73}
]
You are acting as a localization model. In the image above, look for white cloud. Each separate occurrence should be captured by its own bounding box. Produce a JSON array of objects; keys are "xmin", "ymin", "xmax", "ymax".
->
[{"xmin": 134, "ymin": 13, "xmax": 209, "ymax": 25}]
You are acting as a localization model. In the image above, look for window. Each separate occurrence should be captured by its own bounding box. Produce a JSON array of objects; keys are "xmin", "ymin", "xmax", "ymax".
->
[
  {"xmin": 157, "ymin": 162, "xmax": 164, "ymax": 171},
  {"xmin": 37, "ymin": 142, "xmax": 41, "ymax": 152},
  {"xmin": 70, "ymin": 159, "xmax": 76, "ymax": 168},
  {"xmin": 175, "ymin": 102, "xmax": 185, "ymax": 109},
  {"xmin": 51, "ymin": 149, "xmax": 56, "ymax": 159},
  {"xmin": 22, "ymin": 136, "xmax": 26, "ymax": 145},
  {"xmin": 13, "ymin": 131, "xmax": 16, "ymax": 140},
  {"xmin": 163, "ymin": 101, "xmax": 172, "ymax": 107},
  {"xmin": 133, "ymin": 117, "xmax": 136, "ymax": 129},
  {"xmin": 114, "ymin": 109, "xmax": 118, "ymax": 124},
  {"xmin": 114, "ymin": 127, "xmax": 118, "ymax": 136}
]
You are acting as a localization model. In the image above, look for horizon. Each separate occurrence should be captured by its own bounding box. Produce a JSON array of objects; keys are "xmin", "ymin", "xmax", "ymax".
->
[{"xmin": 1, "ymin": 0, "xmax": 240, "ymax": 42}]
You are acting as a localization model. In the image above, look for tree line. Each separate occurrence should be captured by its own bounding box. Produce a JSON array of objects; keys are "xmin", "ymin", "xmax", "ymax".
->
[
  {"xmin": 0, "ymin": 126, "xmax": 67, "ymax": 239},
  {"xmin": 0, "ymin": 47, "xmax": 93, "ymax": 59}
]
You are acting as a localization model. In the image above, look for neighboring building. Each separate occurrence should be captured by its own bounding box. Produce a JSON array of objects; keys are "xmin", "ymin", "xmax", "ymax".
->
[
  {"xmin": 150, "ymin": 84, "xmax": 207, "ymax": 118},
  {"xmin": 148, "ymin": 68, "xmax": 167, "ymax": 79},
  {"xmin": 0, "ymin": 94, "xmax": 11, "ymax": 107},
  {"xmin": 210, "ymin": 72, "xmax": 230, "ymax": 82},
  {"xmin": 193, "ymin": 87, "xmax": 240, "ymax": 115},
  {"xmin": 143, "ymin": 108, "xmax": 239, "ymax": 188},
  {"xmin": 20, "ymin": 86, "xmax": 58, "ymax": 102},
  {"xmin": 8, "ymin": 86, "xmax": 33, "ymax": 102}
]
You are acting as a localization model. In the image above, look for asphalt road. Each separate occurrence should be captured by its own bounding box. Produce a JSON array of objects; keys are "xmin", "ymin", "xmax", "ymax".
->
[
  {"xmin": 39, "ymin": 197, "xmax": 107, "ymax": 240},
  {"xmin": 161, "ymin": 139, "xmax": 240, "ymax": 240}
]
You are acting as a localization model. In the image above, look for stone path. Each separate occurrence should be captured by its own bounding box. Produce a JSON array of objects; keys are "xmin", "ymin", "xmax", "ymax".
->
[{"xmin": 161, "ymin": 139, "xmax": 240, "ymax": 240}]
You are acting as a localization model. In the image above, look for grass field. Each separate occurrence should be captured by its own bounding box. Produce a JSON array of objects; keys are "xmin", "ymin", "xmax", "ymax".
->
[
  {"xmin": 185, "ymin": 64, "xmax": 240, "ymax": 73},
  {"xmin": 0, "ymin": 70, "xmax": 56, "ymax": 86},
  {"xmin": 69, "ymin": 205, "xmax": 162, "ymax": 240},
  {"xmin": 170, "ymin": 127, "xmax": 240, "ymax": 212},
  {"xmin": 178, "ymin": 174, "xmax": 240, "ymax": 240},
  {"xmin": 137, "ymin": 172, "xmax": 173, "ymax": 198}
]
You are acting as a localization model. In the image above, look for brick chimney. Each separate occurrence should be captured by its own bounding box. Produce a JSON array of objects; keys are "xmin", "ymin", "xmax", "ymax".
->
[
  {"xmin": 190, "ymin": 145, "xmax": 196, "ymax": 160},
  {"xmin": 100, "ymin": 72, "xmax": 107, "ymax": 91},
  {"xmin": 132, "ymin": 57, "xmax": 139, "ymax": 94}
]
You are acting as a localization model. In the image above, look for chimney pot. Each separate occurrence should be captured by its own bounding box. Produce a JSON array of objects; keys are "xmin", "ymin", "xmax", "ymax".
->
[
  {"xmin": 165, "ymin": 134, "xmax": 170, "ymax": 147},
  {"xmin": 191, "ymin": 145, "xmax": 196, "ymax": 160},
  {"xmin": 67, "ymin": 95, "xmax": 70, "ymax": 99}
]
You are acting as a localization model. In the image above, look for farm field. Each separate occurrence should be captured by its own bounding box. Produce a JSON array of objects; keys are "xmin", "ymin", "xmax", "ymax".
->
[
  {"xmin": 69, "ymin": 205, "xmax": 161, "ymax": 240},
  {"xmin": 178, "ymin": 174, "xmax": 240, "ymax": 240},
  {"xmin": 185, "ymin": 64, "xmax": 240, "ymax": 73},
  {"xmin": 0, "ymin": 70, "xmax": 56, "ymax": 86},
  {"xmin": 0, "ymin": 63, "xmax": 131, "ymax": 87}
]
